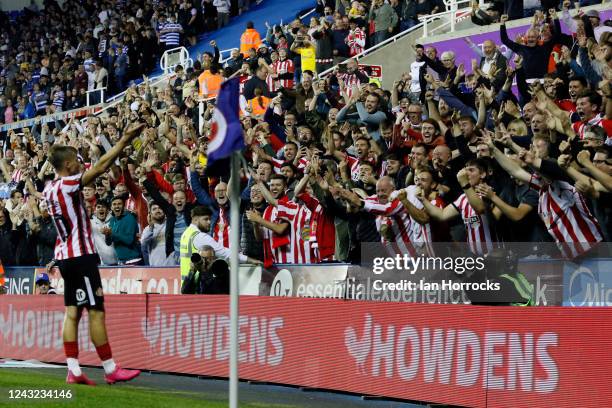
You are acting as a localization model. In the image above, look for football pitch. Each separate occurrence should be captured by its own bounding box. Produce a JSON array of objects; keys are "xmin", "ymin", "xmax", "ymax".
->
[{"xmin": 0, "ymin": 367, "xmax": 422, "ymax": 408}]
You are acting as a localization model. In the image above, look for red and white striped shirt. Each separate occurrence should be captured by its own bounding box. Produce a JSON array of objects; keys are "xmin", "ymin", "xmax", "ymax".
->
[
  {"xmin": 296, "ymin": 192, "xmax": 335, "ymax": 262},
  {"xmin": 337, "ymin": 70, "xmax": 368, "ymax": 99},
  {"xmin": 529, "ymin": 174, "xmax": 603, "ymax": 259},
  {"xmin": 363, "ymin": 186, "xmax": 433, "ymax": 257},
  {"xmin": 271, "ymin": 59, "xmax": 294, "ymax": 90},
  {"xmin": 345, "ymin": 28, "xmax": 366, "ymax": 57},
  {"xmin": 277, "ymin": 200, "xmax": 313, "ymax": 264},
  {"xmin": 213, "ymin": 206, "xmax": 230, "ymax": 248},
  {"xmin": 261, "ymin": 198, "xmax": 291, "ymax": 267},
  {"xmin": 43, "ymin": 173, "xmax": 97, "ymax": 260},
  {"xmin": 452, "ymin": 193, "xmax": 494, "ymax": 255},
  {"xmin": 11, "ymin": 168, "xmax": 24, "ymax": 183},
  {"xmin": 572, "ymin": 113, "xmax": 612, "ymax": 139},
  {"xmin": 344, "ymin": 153, "xmax": 376, "ymax": 182}
]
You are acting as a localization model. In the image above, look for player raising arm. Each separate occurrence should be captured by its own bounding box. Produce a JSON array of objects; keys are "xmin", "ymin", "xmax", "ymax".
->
[{"xmin": 43, "ymin": 122, "xmax": 145, "ymax": 386}]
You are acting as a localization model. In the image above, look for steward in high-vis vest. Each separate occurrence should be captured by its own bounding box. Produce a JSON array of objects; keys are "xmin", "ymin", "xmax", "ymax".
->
[
  {"xmin": 499, "ymin": 272, "xmax": 534, "ymax": 306},
  {"xmin": 239, "ymin": 22, "xmax": 262, "ymax": 57},
  {"xmin": 179, "ymin": 206, "xmax": 260, "ymax": 279}
]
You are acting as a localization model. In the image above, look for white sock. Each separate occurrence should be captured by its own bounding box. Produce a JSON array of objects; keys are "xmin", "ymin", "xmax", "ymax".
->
[
  {"xmin": 102, "ymin": 359, "xmax": 116, "ymax": 375},
  {"xmin": 67, "ymin": 358, "xmax": 82, "ymax": 376}
]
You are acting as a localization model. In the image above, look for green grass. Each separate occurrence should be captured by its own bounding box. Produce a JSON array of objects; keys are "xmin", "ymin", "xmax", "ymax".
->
[{"xmin": 0, "ymin": 369, "xmax": 294, "ymax": 408}]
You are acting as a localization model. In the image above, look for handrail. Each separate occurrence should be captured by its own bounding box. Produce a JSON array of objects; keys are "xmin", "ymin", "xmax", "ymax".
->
[
  {"xmin": 318, "ymin": 21, "xmax": 425, "ymax": 79},
  {"xmin": 86, "ymin": 87, "xmax": 107, "ymax": 107},
  {"xmin": 317, "ymin": 0, "xmax": 476, "ymax": 79}
]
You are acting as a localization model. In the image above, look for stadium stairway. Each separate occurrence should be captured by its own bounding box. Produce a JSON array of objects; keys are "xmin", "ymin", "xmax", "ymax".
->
[
  {"xmin": 152, "ymin": 0, "xmax": 316, "ymax": 76},
  {"xmin": 356, "ymin": 2, "xmax": 611, "ymax": 90}
]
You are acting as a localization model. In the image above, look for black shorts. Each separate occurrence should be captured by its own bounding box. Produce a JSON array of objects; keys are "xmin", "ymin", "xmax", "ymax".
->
[{"xmin": 56, "ymin": 254, "xmax": 104, "ymax": 311}]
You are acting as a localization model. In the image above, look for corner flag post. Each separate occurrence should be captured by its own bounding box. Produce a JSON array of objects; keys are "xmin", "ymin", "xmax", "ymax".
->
[
  {"xmin": 204, "ymin": 77, "xmax": 244, "ymax": 408},
  {"xmin": 229, "ymin": 151, "xmax": 240, "ymax": 408}
]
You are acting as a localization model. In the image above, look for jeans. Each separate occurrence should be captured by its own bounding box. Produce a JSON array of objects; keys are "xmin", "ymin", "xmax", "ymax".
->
[
  {"xmin": 400, "ymin": 19, "xmax": 418, "ymax": 33},
  {"xmin": 372, "ymin": 30, "xmax": 390, "ymax": 47}
]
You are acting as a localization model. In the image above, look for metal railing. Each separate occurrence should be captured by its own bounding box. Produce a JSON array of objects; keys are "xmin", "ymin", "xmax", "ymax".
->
[
  {"xmin": 86, "ymin": 87, "xmax": 107, "ymax": 107},
  {"xmin": 420, "ymin": 0, "xmax": 474, "ymax": 38},
  {"xmin": 317, "ymin": 0, "xmax": 477, "ymax": 79},
  {"xmin": 160, "ymin": 46, "xmax": 194, "ymax": 75}
]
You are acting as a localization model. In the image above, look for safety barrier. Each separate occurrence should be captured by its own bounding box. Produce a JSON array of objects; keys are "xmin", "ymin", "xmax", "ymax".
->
[
  {"xmin": 1, "ymin": 294, "xmax": 611, "ymax": 407},
  {"xmin": 3, "ymin": 255, "xmax": 610, "ymax": 306}
]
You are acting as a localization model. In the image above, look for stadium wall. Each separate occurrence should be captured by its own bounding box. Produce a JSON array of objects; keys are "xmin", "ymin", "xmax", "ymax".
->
[
  {"xmin": 358, "ymin": 3, "xmax": 612, "ymax": 90},
  {"xmin": 1, "ymin": 295, "xmax": 612, "ymax": 407}
]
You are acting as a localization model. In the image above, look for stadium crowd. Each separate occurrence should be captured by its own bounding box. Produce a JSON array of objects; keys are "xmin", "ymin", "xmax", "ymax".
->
[
  {"xmin": 0, "ymin": 0, "xmax": 610, "ymax": 269},
  {"xmin": 0, "ymin": 0, "xmax": 259, "ymax": 121}
]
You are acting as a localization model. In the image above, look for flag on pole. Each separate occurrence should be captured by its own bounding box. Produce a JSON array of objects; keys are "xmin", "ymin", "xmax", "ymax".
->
[{"xmin": 207, "ymin": 77, "xmax": 245, "ymax": 166}]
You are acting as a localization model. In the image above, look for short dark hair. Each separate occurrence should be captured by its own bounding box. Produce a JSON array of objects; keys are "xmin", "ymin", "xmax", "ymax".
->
[
  {"xmin": 465, "ymin": 158, "xmax": 489, "ymax": 174},
  {"xmin": 269, "ymin": 174, "xmax": 287, "ymax": 184},
  {"xmin": 578, "ymin": 91, "xmax": 602, "ymax": 110},
  {"xmin": 48, "ymin": 144, "xmax": 77, "ymax": 171},
  {"xmin": 246, "ymin": 21, "xmax": 254, "ymax": 29},
  {"xmin": 191, "ymin": 206, "xmax": 213, "ymax": 218},
  {"xmin": 458, "ymin": 115, "xmax": 476, "ymax": 124},
  {"xmin": 569, "ymin": 76, "xmax": 588, "ymax": 88}
]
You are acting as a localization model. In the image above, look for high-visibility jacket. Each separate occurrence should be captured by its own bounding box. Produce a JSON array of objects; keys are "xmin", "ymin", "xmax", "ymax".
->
[
  {"xmin": 198, "ymin": 70, "xmax": 223, "ymax": 98},
  {"xmin": 500, "ymin": 273, "xmax": 534, "ymax": 306},
  {"xmin": 240, "ymin": 29, "xmax": 262, "ymax": 57},
  {"xmin": 247, "ymin": 95, "xmax": 271, "ymax": 117},
  {"xmin": 179, "ymin": 225, "xmax": 200, "ymax": 279}
]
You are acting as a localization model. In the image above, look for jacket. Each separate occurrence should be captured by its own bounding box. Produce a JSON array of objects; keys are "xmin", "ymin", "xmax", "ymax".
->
[
  {"xmin": 369, "ymin": 3, "xmax": 398, "ymax": 33},
  {"xmin": 240, "ymin": 28, "xmax": 262, "ymax": 57},
  {"xmin": 106, "ymin": 210, "xmax": 141, "ymax": 263},
  {"xmin": 144, "ymin": 179, "xmax": 194, "ymax": 257}
]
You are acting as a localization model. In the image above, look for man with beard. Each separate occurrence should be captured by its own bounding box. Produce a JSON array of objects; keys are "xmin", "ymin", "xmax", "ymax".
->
[
  {"xmin": 102, "ymin": 196, "xmax": 142, "ymax": 265},
  {"xmin": 337, "ymin": 93, "xmax": 387, "ymax": 140},
  {"xmin": 190, "ymin": 172, "xmax": 232, "ymax": 248},
  {"xmin": 332, "ymin": 58, "xmax": 369, "ymax": 99},
  {"xmin": 180, "ymin": 206, "xmax": 258, "ymax": 280},
  {"xmin": 143, "ymin": 176, "xmax": 194, "ymax": 265},
  {"xmin": 329, "ymin": 135, "xmax": 378, "ymax": 183},
  {"xmin": 420, "ymin": 159, "xmax": 495, "ymax": 255},
  {"xmin": 141, "ymin": 203, "xmax": 174, "ymax": 266},
  {"xmin": 27, "ymin": 199, "xmax": 57, "ymax": 266},
  {"xmin": 246, "ymin": 174, "xmax": 293, "ymax": 267},
  {"xmin": 240, "ymin": 185, "xmax": 267, "ymax": 260},
  {"xmin": 91, "ymin": 200, "xmax": 118, "ymax": 266}
]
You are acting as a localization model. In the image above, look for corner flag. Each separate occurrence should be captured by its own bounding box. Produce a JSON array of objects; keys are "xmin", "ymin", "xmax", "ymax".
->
[{"xmin": 207, "ymin": 77, "xmax": 245, "ymax": 165}]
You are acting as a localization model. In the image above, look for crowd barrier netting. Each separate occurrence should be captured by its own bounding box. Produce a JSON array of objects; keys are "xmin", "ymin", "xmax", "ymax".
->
[{"xmin": 0, "ymin": 295, "xmax": 611, "ymax": 407}]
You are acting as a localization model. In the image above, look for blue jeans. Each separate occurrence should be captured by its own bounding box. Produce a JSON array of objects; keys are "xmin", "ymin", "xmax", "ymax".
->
[{"xmin": 372, "ymin": 30, "xmax": 389, "ymax": 47}]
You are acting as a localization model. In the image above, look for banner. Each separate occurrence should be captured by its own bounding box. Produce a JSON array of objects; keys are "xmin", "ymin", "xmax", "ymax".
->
[
  {"xmin": 4, "ymin": 267, "xmax": 34, "ymax": 295},
  {"xmin": 346, "ymin": 259, "xmax": 564, "ymax": 305},
  {"xmin": 1, "ymin": 295, "xmax": 612, "ymax": 407},
  {"xmin": 563, "ymin": 259, "xmax": 612, "ymax": 307},
  {"xmin": 358, "ymin": 64, "xmax": 383, "ymax": 80},
  {"xmin": 35, "ymin": 266, "xmax": 182, "ymax": 295},
  {"xmin": 259, "ymin": 264, "xmax": 349, "ymax": 298}
]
